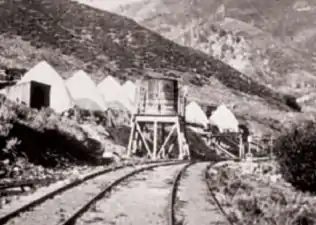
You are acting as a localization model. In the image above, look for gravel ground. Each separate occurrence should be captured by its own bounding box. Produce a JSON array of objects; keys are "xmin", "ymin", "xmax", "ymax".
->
[
  {"xmin": 0, "ymin": 162, "xmax": 105, "ymax": 209},
  {"xmin": 175, "ymin": 162, "xmax": 227, "ymax": 225},
  {"xmin": 0, "ymin": 164, "xmax": 111, "ymax": 218},
  {"xmin": 3, "ymin": 163, "xmax": 156, "ymax": 225},
  {"xmin": 76, "ymin": 164, "xmax": 185, "ymax": 225}
]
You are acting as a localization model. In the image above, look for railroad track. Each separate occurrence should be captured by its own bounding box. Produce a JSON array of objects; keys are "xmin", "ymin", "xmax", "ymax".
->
[
  {"xmin": 1, "ymin": 159, "xmax": 234, "ymax": 225},
  {"xmin": 169, "ymin": 161, "xmax": 236, "ymax": 225},
  {"xmin": 0, "ymin": 159, "xmax": 185, "ymax": 225}
]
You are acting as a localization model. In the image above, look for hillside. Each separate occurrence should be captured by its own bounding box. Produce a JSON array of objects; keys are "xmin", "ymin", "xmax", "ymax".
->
[
  {"xmin": 113, "ymin": 0, "xmax": 316, "ymax": 99},
  {"xmin": 114, "ymin": 0, "xmax": 316, "ymax": 55},
  {"xmin": 0, "ymin": 0, "xmax": 302, "ymax": 135}
]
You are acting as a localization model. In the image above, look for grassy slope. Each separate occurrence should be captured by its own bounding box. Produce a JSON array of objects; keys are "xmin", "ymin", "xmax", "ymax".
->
[
  {"xmin": 114, "ymin": 0, "xmax": 316, "ymax": 99},
  {"xmin": 0, "ymin": 0, "xmax": 301, "ymax": 135}
]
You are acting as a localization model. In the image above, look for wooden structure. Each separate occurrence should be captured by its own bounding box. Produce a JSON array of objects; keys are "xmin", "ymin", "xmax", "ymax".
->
[
  {"xmin": 127, "ymin": 75, "xmax": 190, "ymax": 160},
  {"xmin": 2, "ymin": 81, "xmax": 50, "ymax": 109}
]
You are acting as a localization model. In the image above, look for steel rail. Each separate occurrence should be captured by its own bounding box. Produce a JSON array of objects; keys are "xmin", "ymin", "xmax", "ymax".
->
[
  {"xmin": 204, "ymin": 162, "xmax": 236, "ymax": 225},
  {"xmin": 59, "ymin": 160, "xmax": 188, "ymax": 225},
  {"xmin": 167, "ymin": 161, "xmax": 196, "ymax": 225},
  {"xmin": 0, "ymin": 159, "xmax": 182, "ymax": 224}
]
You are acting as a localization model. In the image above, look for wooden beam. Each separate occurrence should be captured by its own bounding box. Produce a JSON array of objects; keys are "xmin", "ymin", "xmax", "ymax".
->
[
  {"xmin": 176, "ymin": 120, "xmax": 183, "ymax": 160},
  {"xmin": 157, "ymin": 124, "xmax": 176, "ymax": 158},
  {"xmin": 135, "ymin": 122, "xmax": 153, "ymax": 158}
]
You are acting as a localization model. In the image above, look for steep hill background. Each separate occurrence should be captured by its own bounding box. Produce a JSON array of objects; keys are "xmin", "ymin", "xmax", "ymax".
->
[
  {"xmin": 113, "ymin": 0, "xmax": 316, "ymax": 100},
  {"xmin": 0, "ymin": 0, "xmax": 305, "ymax": 135}
]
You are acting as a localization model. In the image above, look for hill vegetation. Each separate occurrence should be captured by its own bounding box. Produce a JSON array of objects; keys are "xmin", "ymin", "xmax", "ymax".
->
[
  {"xmin": 0, "ymin": 95, "xmax": 104, "ymax": 167},
  {"xmin": 0, "ymin": 0, "xmax": 304, "ymax": 134},
  {"xmin": 114, "ymin": 0, "xmax": 316, "ymax": 99}
]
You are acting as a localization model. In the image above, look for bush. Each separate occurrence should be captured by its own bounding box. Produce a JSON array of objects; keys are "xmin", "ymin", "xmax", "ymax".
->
[
  {"xmin": 274, "ymin": 120, "xmax": 316, "ymax": 192},
  {"xmin": 0, "ymin": 95, "xmax": 104, "ymax": 166}
]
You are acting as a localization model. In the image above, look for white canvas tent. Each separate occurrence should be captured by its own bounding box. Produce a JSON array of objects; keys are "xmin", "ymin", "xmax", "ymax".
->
[
  {"xmin": 66, "ymin": 70, "xmax": 107, "ymax": 111},
  {"xmin": 209, "ymin": 104, "xmax": 239, "ymax": 132},
  {"xmin": 18, "ymin": 61, "xmax": 74, "ymax": 113},
  {"xmin": 122, "ymin": 80, "xmax": 136, "ymax": 104},
  {"xmin": 97, "ymin": 76, "xmax": 134, "ymax": 112},
  {"xmin": 185, "ymin": 101, "xmax": 209, "ymax": 128}
]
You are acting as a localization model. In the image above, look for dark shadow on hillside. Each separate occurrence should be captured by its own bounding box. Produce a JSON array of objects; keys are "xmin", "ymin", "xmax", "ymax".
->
[
  {"xmin": 8, "ymin": 122, "xmax": 103, "ymax": 167},
  {"xmin": 186, "ymin": 128, "xmax": 224, "ymax": 161},
  {"xmin": 107, "ymin": 125, "xmax": 131, "ymax": 147},
  {"xmin": 0, "ymin": 0, "xmax": 300, "ymax": 111}
]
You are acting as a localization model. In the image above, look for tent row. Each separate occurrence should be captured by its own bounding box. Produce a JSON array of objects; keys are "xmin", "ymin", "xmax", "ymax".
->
[
  {"xmin": 4, "ymin": 61, "xmax": 137, "ymax": 113},
  {"xmin": 185, "ymin": 101, "xmax": 239, "ymax": 133},
  {"xmin": 1, "ymin": 61, "xmax": 239, "ymax": 132}
]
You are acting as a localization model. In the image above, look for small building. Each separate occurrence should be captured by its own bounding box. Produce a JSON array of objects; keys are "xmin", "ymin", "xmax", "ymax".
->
[
  {"xmin": 18, "ymin": 61, "xmax": 74, "ymax": 113},
  {"xmin": 2, "ymin": 81, "xmax": 50, "ymax": 109}
]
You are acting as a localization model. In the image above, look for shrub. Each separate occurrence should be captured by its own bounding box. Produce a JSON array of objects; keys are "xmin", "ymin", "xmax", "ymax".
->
[
  {"xmin": 0, "ymin": 95, "xmax": 104, "ymax": 166},
  {"xmin": 274, "ymin": 120, "xmax": 316, "ymax": 192}
]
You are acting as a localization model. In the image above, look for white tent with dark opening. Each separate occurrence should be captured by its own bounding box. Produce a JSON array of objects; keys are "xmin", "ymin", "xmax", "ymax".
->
[
  {"xmin": 209, "ymin": 104, "xmax": 239, "ymax": 132},
  {"xmin": 66, "ymin": 70, "xmax": 107, "ymax": 111},
  {"xmin": 97, "ymin": 76, "xmax": 134, "ymax": 112},
  {"xmin": 18, "ymin": 61, "xmax": 74, "ymax": 113},
  {"xmin": 185, "ymin": 101, "xmax": 209, "ymax": 128}
]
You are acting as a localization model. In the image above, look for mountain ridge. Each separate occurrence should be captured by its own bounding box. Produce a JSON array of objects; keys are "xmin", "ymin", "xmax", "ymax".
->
[{"xmin": 113, "ymin": 0, "xmax": 316, "ymax": 98}]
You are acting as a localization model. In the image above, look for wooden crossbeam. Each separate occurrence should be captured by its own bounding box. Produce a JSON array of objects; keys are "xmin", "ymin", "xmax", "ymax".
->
[
  {"xmin": 157, "ymin": 124, "xmax": 177, "ymax": 158},
  {"xmin": 135, "ymin": 122, "xmax": 153, "ymax": 158}
]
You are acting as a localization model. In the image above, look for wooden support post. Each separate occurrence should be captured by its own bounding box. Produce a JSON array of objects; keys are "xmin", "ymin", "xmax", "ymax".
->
[
  {"xmin": 239, "ymin": 134, "xmax": 244, "ymax": 159},
  {"xmin": 153, "ymin": 121, "xmax": 158, "ymax": 160},
  {"xmin": 127, "ymin": 120, "xmax": 136, "ymax": 157},
  {"xmin": 247, "ymin": 136, "xmax": 252, "ymax": 157},
  {"xmin": 157, "ymin": 124, "xmax": 176, "ymax": 158},
  {"xmin": 133, "ymin": 129, "xmax": 139, "ymax": 154},
  {"xmin": 176, "ymin": 120, "xmax": 183, "ymax": 160},
  {"xmin": 135, "ymin": 122, "xmax": 153, "ymax": 158}
]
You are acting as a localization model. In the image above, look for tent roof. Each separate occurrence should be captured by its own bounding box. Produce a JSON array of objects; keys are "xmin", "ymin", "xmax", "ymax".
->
[
  {"xmin": 97, "ymin": 76, "xmax": 134, "ymax": 112},
  {"xmin": 185, "ymin": 101, "xmax": 209, "ymax": 127},
  {"xmin": 66, "ymin": 70, "xmax": 107, "ymax": 111},
  {"xmin": 209, "ymin": 104, "xmax": 239, "ymax": 132},
  {"xmin": 122, "ymin": 80, "xmax": 136, "ymax": 103},
  {"xmin": 18, "ymin": 61, "xmax": 74, "ymax": 113}
]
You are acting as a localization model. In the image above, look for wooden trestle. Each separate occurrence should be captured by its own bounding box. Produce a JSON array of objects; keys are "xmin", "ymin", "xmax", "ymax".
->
[{"xmin": 127, "ymin": 115, "xmax": 190, "ymax": 160}]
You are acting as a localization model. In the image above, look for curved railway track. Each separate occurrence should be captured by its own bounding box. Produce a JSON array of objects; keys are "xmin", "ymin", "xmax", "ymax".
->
[
  {"xmin": 169, "ymin": 161, "xmax": 236, "ymax": 225},
  {"xmin": 58, "ymin": 160, "xmax": 187, "ymax": 225},
  {"xmin": 0, "ymin": 159, "xmax": 184, "ymax": 225},
  {"xmin": 1, "ymin": 159, "xmax": 235, "ymax": 225}
]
